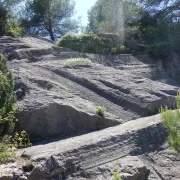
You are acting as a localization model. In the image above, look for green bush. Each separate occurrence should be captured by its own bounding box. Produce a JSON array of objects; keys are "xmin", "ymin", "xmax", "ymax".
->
[
  {"xmin": 0, "ymin": 54, "xmax": 17, "ymax": 136},
  {"xmin": 96, "ymin": 106, "xmax": 105, "ymax": 117},
  {"xmin": 146, "ymin": 42, "xmax": 170, "ymax": 59},
  {"xmin": 160, "ymin": 92, "xmax": 180, "ymax": 152},
  {"xmin": 58, "ymin": 34, "xmax": 112, "ymax": 54},
  {"xmin": 0, "ymin": 54, "xmax": 31, "ymax": 164},
  {"xmin": 0, "ymin": 130, "xmax": 31, "ymax": 164},
  {"xmin": 5, "ymin": 19, "xmax": 22, "ymax": 37},
  {"xmin": 0, "ymin": 3, "xmax": 21, "ymax": 37},
  {"xmin": 111, "ymin": 44, "xmax": 130, "ymax": 54}
]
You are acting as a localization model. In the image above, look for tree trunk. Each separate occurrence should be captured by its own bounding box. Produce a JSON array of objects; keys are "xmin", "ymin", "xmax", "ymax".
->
[
  {"xmin": 48, "ymin": 28, "xmax": 55, "ymax": 41},
  {"xmin": 47, "ymin": 15, "xmax": 55, "ymax": 41}
]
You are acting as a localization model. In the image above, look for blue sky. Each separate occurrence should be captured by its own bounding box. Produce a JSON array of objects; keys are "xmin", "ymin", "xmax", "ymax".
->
[{"xmin": 74, "ymin": 0, "xmax": 97, "ymax": 26}]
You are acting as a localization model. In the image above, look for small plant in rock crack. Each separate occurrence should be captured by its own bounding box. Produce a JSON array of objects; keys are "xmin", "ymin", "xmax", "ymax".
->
[
  {"xmin": 112, "ymin": 169, "xmax": 122, "ymax": 180},
  {"xmin": 96, "ymin": 106, "xmax": 105, "ymax": 117}
]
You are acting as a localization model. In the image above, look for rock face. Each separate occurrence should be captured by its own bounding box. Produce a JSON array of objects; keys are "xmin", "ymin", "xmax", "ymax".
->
[
  {"xmin": 0, "ymin": 36, "xmax": 180, "ymax": 179},
  {"xmin": 9, "ymin": 114, "xmax": 178, "ymax": 180},
  {"xmin": 0, "ymin": 36, "xmax": 179, "ymax": 138}
]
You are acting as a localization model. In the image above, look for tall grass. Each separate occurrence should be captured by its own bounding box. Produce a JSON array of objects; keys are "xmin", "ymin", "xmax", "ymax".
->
[{"xmin": 160, "ymin": 92, "xmax": 180, "ymax": 152}]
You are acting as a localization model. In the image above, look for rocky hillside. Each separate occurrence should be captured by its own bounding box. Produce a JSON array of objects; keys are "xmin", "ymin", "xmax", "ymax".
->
[{"xmin": 0, "ymin": 36, "xmax": 180, "ymax": 180}]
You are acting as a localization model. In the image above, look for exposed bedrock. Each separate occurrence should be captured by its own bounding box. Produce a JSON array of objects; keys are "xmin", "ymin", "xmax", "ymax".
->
[{"xmin": 0, "ymin": 36, "xmax": 179, "ymax": 139}]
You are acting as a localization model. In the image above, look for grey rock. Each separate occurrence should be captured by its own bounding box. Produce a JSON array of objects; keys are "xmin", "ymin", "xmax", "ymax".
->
[
  {"xmin": 15, "ymin": 114, "xmax": 179, "ymax": 180},
  {"xmin": 0, "ymin": 36, "xmax": 178, "ymax": 138},
  {"xmin": 0, "ymin": 36, "xmax": 180, "ymax": 180}
]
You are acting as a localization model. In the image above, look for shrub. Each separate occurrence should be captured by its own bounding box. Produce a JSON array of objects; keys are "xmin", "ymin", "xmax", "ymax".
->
[
  {"xmin": 0, "ymin": 130, "xmax": 31, "ymax": 164},
  {"xmin": 5, "ymin": 19, "xmax": 22, "ymax": 37},
  {"xmin": 112, "ymin": 170, "xmax": 122, "ymax": 180},
  {"xmin": 0, "ymin": 4, "xmax": 21, "ymax": 37},
  {"xmin": 96, "ymin": 106, "xmax": 105, "ymax": 117},
  {"xmin": 111, "ymin": 44, "xmax": 130, "ymax": 54},
  {"xmin": 58, "ymin": 33, "xmax": 112, "ymax": 54},
  {"xmin": 0, "ymin": 54, "xmax": 16, "ymax": 136},
  {"xmin": 64, "ymin": 58, "xmax": 92, "ymax": 68},
  {"xmin": 0, "ymin": 54, "xmax": 31, "ymax": 164},
  {"xmin": 146, "ymin": 42, "xmax": 170, "ymax": 59},
  {"xmin": 160, "ymin": 92, "xmax": 180, "ymax": 152}
]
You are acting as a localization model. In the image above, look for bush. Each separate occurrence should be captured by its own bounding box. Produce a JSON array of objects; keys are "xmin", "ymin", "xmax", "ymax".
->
[
  {"xmin": 0, "ymin": 130, "xmax": 31, "ymax": 164},
  {"xmin": 111, "ymin": 44, "xmax": 130, "ymax": 54},
  {"xmin": 5, "ymin": 19, "xmax": 22, "ymax": 37},
  {"xmin": 0, "ymin": 54, "xmax": 31, "ymax": 164},
  {"xmin": 0, "ymin": 54, "xmax": 16, "ymax": 136},
  {"xmin": 96, "ymin": 106, "xmax": 105, "ymax": 117},
  {"xmin": 58, "ymin": 34, "xmax": 112, "ymax": 54},
  {"xmin": 160, "ymin": 92, "xmax": 180, "ymax": 152},
  {"xmin": 0, "ymin": 3, "xmax": 21, "ymax": 37},
  {"xmin": 146, "ymin": 42, "xmax": 170, "ymax": 59},
  {"xmin": 64, "ymin": 58, "xmax": 92, "ymax": 68}
]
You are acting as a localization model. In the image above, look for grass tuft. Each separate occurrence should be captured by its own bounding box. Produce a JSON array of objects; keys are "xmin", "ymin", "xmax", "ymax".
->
[
  {"xmin": 112, "ymin": 169, "xmax": 122, "ymax": 180},
  {"xmin": 64, "ymin": 58, "xmax": 92, "ymax": 68},
  {"xmin": 160, "ymin": 92, "xmax": 180, "ymax": 152},
  {"xmin": 96, "ymin": 106, "xmax": 105, "ymax": 117}
]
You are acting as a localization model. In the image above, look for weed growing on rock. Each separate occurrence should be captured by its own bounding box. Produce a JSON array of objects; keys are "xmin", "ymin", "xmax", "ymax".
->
[
  {"xmin": 64, "ymin": 58, "xmax": 92, "ymax": 68},
  {"xmin": 96, "ymin": 106, "xmax": 105, "ymax": 117},
  {"xmin": 160, "ymin": 92, "xmax": 180, "ymax": 152},
  {"xmin": 112, "ymin": 169, "xmax": 122, "ymax": 180},
  {"xmin": 0, "ymin": 129, "xmax": 32, "ymax": 164}
]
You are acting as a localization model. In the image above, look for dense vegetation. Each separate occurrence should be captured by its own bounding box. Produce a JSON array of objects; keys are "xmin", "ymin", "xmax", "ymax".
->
[
  {"xmin": 160, "ymin": 92, "xmax": 180, "ymax": 152},
  {"xmin": 0, "ymin": 54, "xmax": 31, "ymax": 163},
  {"xmin": 58, "ymin": 34, "xmax": 131, "ymax": 54},
  {"xmin": 0, "ymin": 0, "xmax": 80, "ymax": 40},
  {"xmin": 58, "ymin": 34, "xmax": 112, "ymax": 54},
  {"xmin": 87, "ymin": 0, "xmax": 180, "ymax": 57}
]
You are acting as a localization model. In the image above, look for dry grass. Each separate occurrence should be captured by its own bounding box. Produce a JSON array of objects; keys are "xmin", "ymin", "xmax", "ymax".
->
[{"xmin": 64, "ymin": 58, "xmax": 92, "ymax": 68}]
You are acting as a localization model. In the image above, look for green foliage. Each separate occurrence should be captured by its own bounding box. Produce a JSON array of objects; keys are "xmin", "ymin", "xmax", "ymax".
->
[
  {"xmin": 0, "ymin": 130, "xmax": 32, "ymax": 164},
  {"xmin": 96, "ymin": 106, "xmax": 105, "ymax": 117},
  {"xmin": 0, "ymin": 3, "xmax": 21, "ymax": 37},
  {"xmin": 160, "ymin": 92, "xmax": 180, "ymax": 152},
  {"xmin": 5, "ymin": 19, "xmax": 22, "ymax": 37},
  {"xmin": 0, "ymin": 54, "xmax": 16, "ymax": 136},
  {"xmin": 111, "ymin": 45, "xmax": 130, "ymax": 54},
  {"xmin": 22, "ymin": 0, "xmax": 79, "ymax": 40},
  {"xmin": 146, "ymin": 42, "xmax": 170, "ymax": 59},
  {"xmin": 0, "ymin": 3, "xmax": 8, "ymax": 36},
  {"xmin": 0, "ymin": 53, "xmax": 31, "ymax": 164},
  {"xmin": 87, "ymin": 0, "xmax": 141, "ymax": 38},
  {"xmin": 112, "ymin": 169, "xmax": 122, "ymax": 180},
  {"xmin": 58, "ymin": 34, "xmax": 112, "ymax": 54},
  {"xmin": 64, "ymin": 58, "xmax": 92, "ymax": 68}
]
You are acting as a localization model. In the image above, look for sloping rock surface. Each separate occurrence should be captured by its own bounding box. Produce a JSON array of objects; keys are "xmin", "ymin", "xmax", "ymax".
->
[
  {"xmin": 0, "ymin": 36, "xmax": 180, "ymax": 180},
  {"xmin": 7, "ymin": 114, "xmax": 179, "ymax": 180},
  {"xmin": 0, "ymin": 36, "xmax": 179, "ymax": 138}
]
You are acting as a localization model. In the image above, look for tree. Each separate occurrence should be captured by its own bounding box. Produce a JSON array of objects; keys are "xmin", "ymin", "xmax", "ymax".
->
[
  {"xmin": 0, "ymin": 3, "xmax": 8, "ymax": 36},
  {"xmin": 87, "ymin": 0, "xmax": 141, "ymax": 39},
  {"xmin": 22, "ymin": 0, "xmax": 80, "ymax": 41}
]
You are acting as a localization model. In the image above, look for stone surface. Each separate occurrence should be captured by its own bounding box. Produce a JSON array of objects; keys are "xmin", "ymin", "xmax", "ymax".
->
[
  {"xmin": 14, "ymin": 114, "xmax": 179, "ymax": 180},
  {"xmin": 0, "ymin": 36, "xmax": 179, "ymax": 139},
  {"xmin": 0, "ymin": 162, "xmax": 25, "ymax": 180},
  {"xmin": 0, "ymin": 36, "xmax": 180, "ymax": 180}
]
